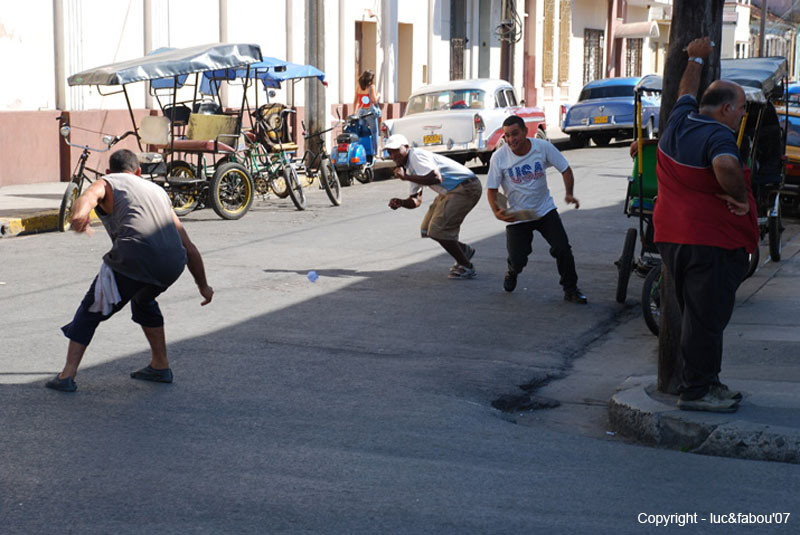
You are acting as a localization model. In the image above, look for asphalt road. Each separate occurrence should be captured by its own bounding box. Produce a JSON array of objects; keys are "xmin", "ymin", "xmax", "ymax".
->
[{"xmin": 1, "ymin": 144, "xmax": 797, "ymax": 534}]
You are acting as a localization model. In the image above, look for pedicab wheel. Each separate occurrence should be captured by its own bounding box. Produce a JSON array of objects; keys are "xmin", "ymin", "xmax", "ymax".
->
[
  {"xmin": 745, "ymin": 246, "xmax": 760, "ymax": 280},
  {"xmin": 166, "ymin": 160, "xmax": 199, "ymax": 216},
  {"xmin": 641, "ymin": 262, "xmax": 662, "ymax": 336},
  {"xmin": 768, "ymin": 205, "xmax": 781, "ymax": 262},
  {"xmin": 58, "ymin": 182, "xmax": 80, "ymax": 232},
  {"xmin": 615, "ymin": 228, "xmax": 637, "ymax": 303},
  {"xmin": 355, "ymin": 166, "xmax": 374, "ymax": 184},
  {"xmin": 320, "ymin": 159, "xmax": 342, "ymax": 206},
  {"xmin": 284, "ymin": 165, "xmax": 306, "ymax": 211},
  {"xmin": 58, "ymin": 182, "xmax": 79, "ymax": 232},
  {"xmin": 535, "ymin": 128, "xmax": 548, "ymax": 141},
  {"xmin": 209, "ymin": 162, "xmax": 254, "ymax": 220}
]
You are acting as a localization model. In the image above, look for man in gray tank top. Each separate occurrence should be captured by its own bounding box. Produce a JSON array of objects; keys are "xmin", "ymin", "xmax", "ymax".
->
[{"xmin": 46, "ymin": 149, "xmax": 214, "ymax": 392}]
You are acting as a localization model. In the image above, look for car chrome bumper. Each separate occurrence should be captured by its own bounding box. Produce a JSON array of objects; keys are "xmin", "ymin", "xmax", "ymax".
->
[{"xmin": 562, "ymin": 123, "xmax": 633, "ymax": 134}]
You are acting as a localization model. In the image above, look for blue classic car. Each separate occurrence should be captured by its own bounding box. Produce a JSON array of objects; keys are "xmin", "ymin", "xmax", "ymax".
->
[
  {"xmin": 787, "ymin": 82, "xmax": 800, "ymax": 105},
  {"xmin": 561, "ymin": 76, "xmax": 661, "ymax": 147}
]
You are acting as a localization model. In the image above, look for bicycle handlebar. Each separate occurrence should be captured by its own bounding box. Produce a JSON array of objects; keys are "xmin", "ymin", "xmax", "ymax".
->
[
  {"xmin": 301, "ymin": 120, "xmax": 341, "ymax": 140},
  {"xmin": 60, "ymin": 129, "xmax": 137, "ymax": 153}
]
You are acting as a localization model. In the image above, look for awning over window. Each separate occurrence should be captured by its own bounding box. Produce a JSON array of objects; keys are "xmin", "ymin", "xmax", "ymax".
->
[{"xmin": 615, "ymin": 21, "xmax": 660, "ymax": 39}]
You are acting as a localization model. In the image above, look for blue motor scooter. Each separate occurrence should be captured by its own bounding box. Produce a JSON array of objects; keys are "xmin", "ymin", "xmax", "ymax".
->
[{"xmin": 332, "ymin": 112, "xmax": 376, "ymax": 186}]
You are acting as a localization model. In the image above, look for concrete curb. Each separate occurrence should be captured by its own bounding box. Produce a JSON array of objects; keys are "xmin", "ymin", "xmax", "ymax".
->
[
  {"xmin": 609, "ymin": 375, "xmax": 800, "ymax": 464},
  {"xmin": 0, "ymin": 210, "xmax": 59, "ymax": 238}
]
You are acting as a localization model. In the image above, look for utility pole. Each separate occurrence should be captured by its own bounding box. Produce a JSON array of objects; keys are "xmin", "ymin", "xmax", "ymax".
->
[
  {"xmin": 306, "ymin": 0, "xmax": 326, "ymax": 165},
  {"xmin": 144, "ymin": 0, "xmax": 153, "ymax": 109},
  {"xmin": 657, "ymin": 0, "xmax": 725, "ymax": 394}
]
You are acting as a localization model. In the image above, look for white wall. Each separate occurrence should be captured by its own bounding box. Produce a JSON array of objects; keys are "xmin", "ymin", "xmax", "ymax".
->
[{"xmin": 0, "ymin": 1, "xmax": 56, "ymax": 110}]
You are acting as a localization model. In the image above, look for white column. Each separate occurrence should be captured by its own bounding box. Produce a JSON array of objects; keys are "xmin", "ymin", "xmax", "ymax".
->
[
  {"xmin": 427, "ymin": 0, "xmax": 434, "ymax": 83},
  {"xmin": 219, "ymin": 0, "xmax": 228, "ymax": 108},
  {"xmin": 53, "ymin": 0, "xmax": 66, "ymax": 110},
  {"xmin": 381, "ymin": 0, "xmax": 397, "ymax": 103},
  {"xmin": 286, "ymin": 0, "xmax": 294, "ymax": 106}
]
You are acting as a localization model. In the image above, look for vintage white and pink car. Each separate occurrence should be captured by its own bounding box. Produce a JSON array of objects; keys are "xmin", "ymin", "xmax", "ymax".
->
[{"xmin": 381, "ymin": 79, "xmax": 547, "ymax": 165}]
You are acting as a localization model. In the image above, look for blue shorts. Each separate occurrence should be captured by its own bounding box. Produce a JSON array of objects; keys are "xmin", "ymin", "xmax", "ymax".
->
[{"xmin": 61, "ymin": 270, "xmax": 167, "ymax": 346}]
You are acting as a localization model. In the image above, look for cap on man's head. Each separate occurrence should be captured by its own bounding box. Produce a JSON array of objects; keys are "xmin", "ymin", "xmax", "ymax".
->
[{"xmin": 384, "ymin": 134, "xmax": 409, "ymax": 150}]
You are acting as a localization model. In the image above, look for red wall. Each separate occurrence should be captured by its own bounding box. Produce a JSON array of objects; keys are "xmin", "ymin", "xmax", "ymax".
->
[
  {"xmin": 0, "ymin": 101, "xmax": 406, "ymax": 187},
  {"xmin": 0, "ymin": 111, "xmax": 63, "ymax": 187}
]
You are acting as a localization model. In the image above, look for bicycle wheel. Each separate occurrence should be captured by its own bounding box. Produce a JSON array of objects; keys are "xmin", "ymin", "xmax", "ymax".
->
[
  {"xmin": 210, "ymin": 162, "xmax": 254, "ymax": 220},
  {"xmin": 615, "ymin": 228, "xmax": 637, "ymax": 303},
  {"xmin": 641, "ymin": 263, "xmax": 661, "ymax": 336},
  {"xmin": 745, "ymin": 246, "xmax": 760, "ymax": 280},
  {"xmin": 320, "ymin": 158, "xmax": 342, "ymax": 206},
  {"xmin": 166, "ymin": 160, "xmax": 199, "ymax": 216},
  {"xmin": 768, "ymin": 202, "xmax": 781, "ymax": 262},
  {"xmin": 58, "ymin": 182, "xmax": 79, "ymax": 232},
  {"xmin": 269, "ymin": 153, "xmax": 291, "ymax": 199},
  {"xmin": 283, "ymin": 165, "xmax": 306, "ymax": 211}
]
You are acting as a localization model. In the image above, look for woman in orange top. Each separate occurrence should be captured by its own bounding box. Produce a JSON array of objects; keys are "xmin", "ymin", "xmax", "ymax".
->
[{"xmin": 352, "ymin": 69, "xmax": 381, "ymax": 157}]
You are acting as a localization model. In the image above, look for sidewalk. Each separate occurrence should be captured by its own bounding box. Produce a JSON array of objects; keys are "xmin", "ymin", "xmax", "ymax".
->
[
  {"xmin": 609, "ymin": 226, "xmax": 800, "ymax": 464},
  {"xmin": 0, "ymin": 182, "xmax": 64, "ymax": 237}
]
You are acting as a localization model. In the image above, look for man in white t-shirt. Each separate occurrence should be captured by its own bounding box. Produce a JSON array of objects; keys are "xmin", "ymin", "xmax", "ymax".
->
[
  {"xmin": 385, "ymin": 134, "xmax": 482, "ymax": 279},
  {"xmin": 486, "ymin": 115, "xmax": 587, "ymax": 303}
]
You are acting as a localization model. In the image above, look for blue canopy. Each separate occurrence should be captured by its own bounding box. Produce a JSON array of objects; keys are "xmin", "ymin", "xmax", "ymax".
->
[
  {"xmin": 199, "ymin": 56, "xmax": 326, "ymax": 94},
  {"xmin": 259, "ymin": 59, "xmax": 326, "ymax": 88}
]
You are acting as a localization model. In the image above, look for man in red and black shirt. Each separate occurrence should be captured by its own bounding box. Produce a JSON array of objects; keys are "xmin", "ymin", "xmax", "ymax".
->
[{"xmin": 654, "ymin": 37, "xmax": 758, "ymax": 413}]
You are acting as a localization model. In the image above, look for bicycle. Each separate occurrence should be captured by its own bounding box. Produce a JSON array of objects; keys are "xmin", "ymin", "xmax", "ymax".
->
[
  {"xmin": 57, "ymin": 123, "xmax": 136, "ymax": 232},
  {"xmin": 298, "ymin": 120, "xmax": 342, "ymax": 206},
  {"xmin": 241, "ymin": 106, "xmax": 306, "ymax": 210}
]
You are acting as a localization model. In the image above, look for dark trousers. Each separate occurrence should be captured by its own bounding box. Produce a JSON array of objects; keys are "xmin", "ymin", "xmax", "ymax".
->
[
  {"xmin": 61, "ymin": 270, "xmax": 167, "ymax": 347},
  {"xmin": 658, "ymin": 243, "xmax": 748, "ymax": 400},
  {"xmin": 505, "ymin": 210, "xmax": 578, "ymax": 292}
]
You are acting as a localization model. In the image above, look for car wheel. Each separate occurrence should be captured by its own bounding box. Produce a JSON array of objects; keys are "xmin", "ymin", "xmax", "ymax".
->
[
  {"xmin": 592, "ymin": 133, "xmax": 612, "ymax": 146},
  {"xmin": 569, "ymin": 134, "xmax": 588, "ymax": 148}
]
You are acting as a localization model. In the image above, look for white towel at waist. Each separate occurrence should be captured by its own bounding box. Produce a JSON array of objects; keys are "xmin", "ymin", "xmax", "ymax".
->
[{"xmin": 88, "ymin": 262, "xmax": 121, "ymax": 316}]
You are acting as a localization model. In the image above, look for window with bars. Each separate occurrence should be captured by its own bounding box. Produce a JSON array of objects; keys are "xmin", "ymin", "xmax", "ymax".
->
[
  {"xmin": 543, "ymin": 0, "xmax": 555, "ymax": 83},
  {"xmin": 626, "ymin": 38, "xmax": 643, "ymax": 77},
  {"xmin": 558, "ymin": 0, "xmax": 571, "ymax": 83},
  {"xmin": 583, "ymin": 29, "xmax": 604, "ymax": 85}
]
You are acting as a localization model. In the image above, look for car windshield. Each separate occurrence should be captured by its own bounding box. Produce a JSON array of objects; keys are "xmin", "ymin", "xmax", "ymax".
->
[
  {"xmin": 778, "ymin": 113, "xmax": 800, "ymax": 147},
  {"xmin": 579, "ymin": 84, "xmax": 635, "ymax": 101},
  {"xmin": 405, "ymin": 89, "xmax": 487, "ymax": 115}
]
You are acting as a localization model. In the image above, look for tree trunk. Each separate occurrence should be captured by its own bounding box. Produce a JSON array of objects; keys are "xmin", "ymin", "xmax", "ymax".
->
[{"xmin": 656, "ymin": 0, "xmax": 725, "ymax": 394}]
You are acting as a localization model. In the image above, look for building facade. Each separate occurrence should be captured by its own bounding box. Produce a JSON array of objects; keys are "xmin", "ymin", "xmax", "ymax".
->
[{"xmin": 0, "ymin": 0, "xmax": 793, "ymax": 186}]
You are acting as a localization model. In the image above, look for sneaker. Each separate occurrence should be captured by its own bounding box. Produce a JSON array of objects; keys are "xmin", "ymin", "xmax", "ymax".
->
[
  {"xmin": 451, "ymin": 244, "xmax": 476, "ymax": 270},
  {"xmin": 449, "ymin": 265, "xmax": 476, "ymax": 279},
  {"xmin": 45, "ymin": 374, "xmax": 77, "ymax": 393},
  {"xmin": 130, "ymin": 365, "xmax": 173, "ymax": 383},
  {"xmin": 503, "ymin": 270, "xmax": 518, "ymax": 292},
  {"xmin": 564, "ymin": 288, "xmax": 588, "ymax": 304},
  {"xmin": 712, "ymin": 383, "xmax": 743, "ymax": 401},
  {"xmin": 677, "ymin": 389, "xmax": 740, "ymax": 413}
]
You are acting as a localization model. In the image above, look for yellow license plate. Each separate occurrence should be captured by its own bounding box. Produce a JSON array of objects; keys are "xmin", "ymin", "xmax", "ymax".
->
[
  {"xmin": 593, "ymin": 115, "xmax": 609, "ymax": 124},
  {"xmin": 423, "ymin": 134, "xmax": 442, "ymax": 145}
]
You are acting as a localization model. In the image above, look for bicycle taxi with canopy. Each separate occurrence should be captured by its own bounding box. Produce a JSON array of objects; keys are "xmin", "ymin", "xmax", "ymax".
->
[
  {"xmin": 615, "ymin": 56, "xmax": 789, "ymax": 336},
  {"xmin": 61, "ymin": 43, "xmax": 266, "ymax": 227}
]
